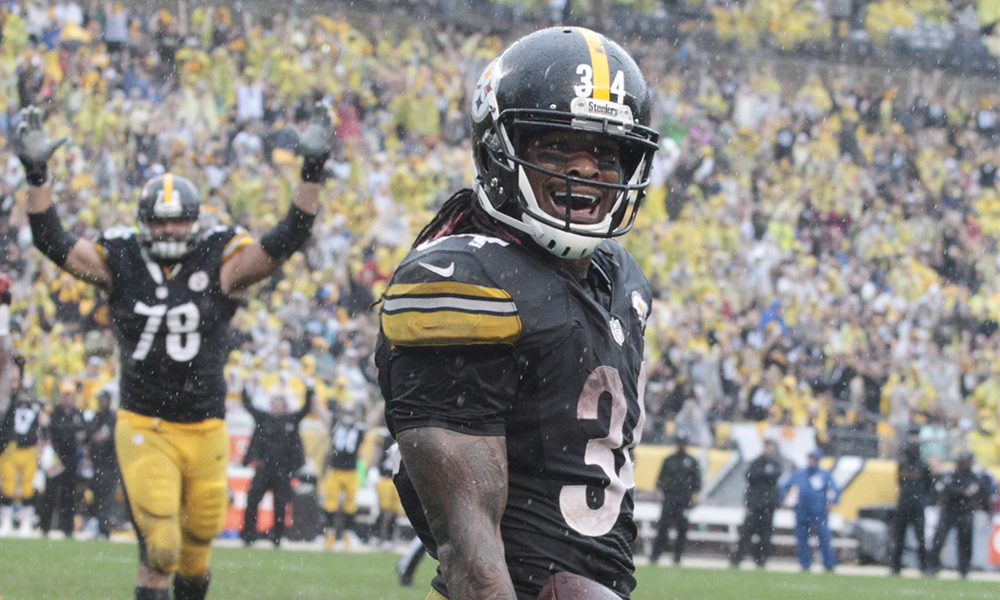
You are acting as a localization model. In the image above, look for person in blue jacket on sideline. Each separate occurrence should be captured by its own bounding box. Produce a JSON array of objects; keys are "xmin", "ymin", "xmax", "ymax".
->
[{"xmin": 780, "ymin": 448, "xmax": 842, "ymax": 572}]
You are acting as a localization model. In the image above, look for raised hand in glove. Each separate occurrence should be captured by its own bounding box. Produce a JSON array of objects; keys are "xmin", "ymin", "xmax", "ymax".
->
[
  {"xmin": 13, "ymin": 106, "xmax": 67, "ymax": 187},
  {"xmin": 295, "ymin": 101, "xmax": 335, "ymax": 184}
]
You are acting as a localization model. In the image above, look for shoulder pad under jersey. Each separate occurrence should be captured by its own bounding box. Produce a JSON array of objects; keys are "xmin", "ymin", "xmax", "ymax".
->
[
  {"xmin": 381, "ymin": 235, "xmax": 522, "ymax": 347},
  {"xmin": 203, "ymin": 225, "xmax": 250, "ymax": 259},
  {"xmin": 99, "ymin": 226, "xmax": 137, "ymax": 242}
]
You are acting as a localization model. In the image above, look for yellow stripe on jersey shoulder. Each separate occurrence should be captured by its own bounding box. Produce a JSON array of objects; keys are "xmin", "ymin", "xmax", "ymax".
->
[
  {"xmin": 383, "ymin": 312, "xmax": 522, "ymax": 347},
  {"xmin": 94, "ymin": 243, "xmax": 107, "ymax": 261},
  {"xmin": 222, "ymin": 232, "xmax": 254, "ymax": 263},
  {"xmin": 382, "ymin": 281, "xmax": 522, "ymax": 346}
]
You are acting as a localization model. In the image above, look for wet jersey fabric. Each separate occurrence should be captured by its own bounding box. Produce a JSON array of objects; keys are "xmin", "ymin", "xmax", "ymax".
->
[
  {"xmin": 96, "ymin": 226, "xmax": 247, "ymax": 423},
  {"xmin": 377, "ymin": 234, "xmax": 651, "ymax": 600}
]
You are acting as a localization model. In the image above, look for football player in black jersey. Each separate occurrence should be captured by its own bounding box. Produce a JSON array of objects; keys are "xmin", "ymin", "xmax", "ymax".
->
[
  {"xmin": 372, "ymin": 427, "xmax": 402, "ymax": 549},
  {"xmin": 12, "ymin": 103, "xmax": 334, "ymax": 600},
  {"xmin": 321, "ymin": 401, "xmax": 366, "ymax": 551},
  {"xmin": 376, "ymin": 27, "xmax": 659, "ymax": 600},
  {"xmin": 0, "ymin": 363, "xmax": 45, "ymax": 537}
]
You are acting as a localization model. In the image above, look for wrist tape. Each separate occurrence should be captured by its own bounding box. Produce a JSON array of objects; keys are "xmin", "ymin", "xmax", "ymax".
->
[
  {"xmin": 24, "ymin": 163, "xmax": 48, "ymax": 187},
  {"xmin": 300, "ymin": 155, "xmax": 328, "ymax": 184}
]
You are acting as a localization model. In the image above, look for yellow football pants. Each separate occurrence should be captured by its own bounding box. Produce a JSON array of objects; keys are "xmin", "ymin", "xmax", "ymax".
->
[
  {"xmin": 116, "ymin": 410, "xmax": 229, "ymax": 577},
  {"xmin": 0, "ymin": 443, "xmax": 37, "ymax": 501},
  {"xmin": 322, "ymin": 469, "xmax": 358, "ymax": 514},
  {"xmin": 377, "ymin": 478, "xmax": 401, "ymax": 515}
]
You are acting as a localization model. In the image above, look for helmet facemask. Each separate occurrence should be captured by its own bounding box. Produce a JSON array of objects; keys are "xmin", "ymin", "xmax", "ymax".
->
[
  {"xmin": 475, "ymin": 110, "xmax": 657, "ymax": 259},
  {"xmin": 137, "ymin": 217, "xmax": 202, "ymax": 262},
  {"xmin": 136, "ymin": 173, "xmax": 203, "ymax": 262}
]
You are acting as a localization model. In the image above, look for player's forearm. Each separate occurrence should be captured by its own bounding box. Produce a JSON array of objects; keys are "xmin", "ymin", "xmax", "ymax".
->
[
  {"xmin": 294, "ymin": 390, "xmax": 313, "ymax": 420},
  {"xmin": 437, "ymin": 538, "xmax": 514, "ymax": 600},
  {"xmin": 398, "ymin": 427, "xmax": 516, "ymax": 600},
  {"xmin": 26, "ymin": 184, "xmax": 53, "ymax": 214},
  {"xmin": 241, "ymin": 391, "xmax": 256, "ymax": 414},
  {"xmin": 292, "ymin": 181, "xmax": 320, "ymax": 215}
]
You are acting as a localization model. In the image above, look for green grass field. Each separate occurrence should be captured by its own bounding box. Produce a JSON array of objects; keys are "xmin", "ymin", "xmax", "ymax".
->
[{"xmin": 0, "ymin": 538, "xmax": 995, "ymax": 600}]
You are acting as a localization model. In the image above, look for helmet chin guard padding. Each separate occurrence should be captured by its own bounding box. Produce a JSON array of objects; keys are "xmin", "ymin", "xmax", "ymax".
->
[
  {"xmin": 136, "ymin": 173, "xmax": 202, "ymax": 262},
  {"xmin": 471, "ymin": 27, "xmax": 660, "ymax": 259}
]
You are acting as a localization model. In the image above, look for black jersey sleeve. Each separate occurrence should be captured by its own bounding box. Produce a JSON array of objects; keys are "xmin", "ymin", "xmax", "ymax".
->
[
  {"xmin": 0, "ymin": 405, "xmax": 11, "ymax": 446},
  {"xmin": 206, "ymin": 225, "xmax": 252, "ymax": 262},
  {"xmin": 380, "ymin": 241, "xmax": 523, "ymax": 436},
  {"xmin": 94, "ymin": 226, "xmax": 140, "ymax": 274},
  {"xmin": 386, "ymin": 345, "xmax": 518, "ymax": 437},
  {"xmin": 380, "ymin": 243, "xmax": 522, "ymax": 348}
]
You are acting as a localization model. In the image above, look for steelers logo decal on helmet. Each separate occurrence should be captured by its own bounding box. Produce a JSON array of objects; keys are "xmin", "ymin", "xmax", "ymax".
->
[{"xmin": 471, "ymin": 57, "xmax": 502, "ymax": 124}]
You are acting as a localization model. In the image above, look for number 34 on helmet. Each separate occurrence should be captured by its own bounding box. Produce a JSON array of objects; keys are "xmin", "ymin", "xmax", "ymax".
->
[
  {"xmin": 471, "ymin": 27, "xmax": 660, "ymax": 260},
  {"xmin": 136, "ymin": 173, "xmax": 203, "ymax": 262}
]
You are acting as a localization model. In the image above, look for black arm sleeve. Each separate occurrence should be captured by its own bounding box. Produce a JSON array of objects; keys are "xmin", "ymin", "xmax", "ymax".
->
[
  {"xmin": 0, "ymin": 408, "xmax": 11, "ymax": 446},
  {"xmin": 241, "ymin": 389, "xmax": 263, "ymax": 421},
  {"xmin": 656, "ymin": 460, "xmax": 670, "ymax": 491},
  {"xmin": 259, "ymin": 204, "xmax": 315, "ymax": 261},
  {"xmin": 293, "ymin": 388, "xmax": 313, "ymax": 422},
  {"xmin": 28, "ymin": 207, "xmax": 79, "ymax": 267},
  {"xmin": 385, "ymin": 346, "xmax": 518, "ymax": 437}
]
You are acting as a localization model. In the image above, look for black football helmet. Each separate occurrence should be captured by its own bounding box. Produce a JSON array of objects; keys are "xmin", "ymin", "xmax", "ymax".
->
[
  {"xmin": 471, "ymin": 27, "xmax": 660, "ymax": 259},
  {"xmin": 136, "ymin": 173, "xmax": 202, "ymax": 261}
]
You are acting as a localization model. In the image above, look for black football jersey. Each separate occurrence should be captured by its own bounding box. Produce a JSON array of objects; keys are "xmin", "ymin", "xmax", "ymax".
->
[
  {"xmin": 377, "ymin": 234, "xmax": 650, "ymax": 600},
  {"xmin": 96, "ymin": 226, "xmax": 247, "ymax": 422},
  {"xmin": 1, "ymin": 391, "xmax": 44, "ymax": 447},
  {"xmin": 327, "ymin": 421, "xmax": 366, "ymax": 471}
]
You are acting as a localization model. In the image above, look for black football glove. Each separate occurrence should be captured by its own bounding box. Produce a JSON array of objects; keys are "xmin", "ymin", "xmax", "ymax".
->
[
  {"xmin": 295, "ymin": 101, "xmax": 335, "ymax": 184},
  {"xmin": 12, "ymin": 106, "xmax": 67, "ymax": 187}
]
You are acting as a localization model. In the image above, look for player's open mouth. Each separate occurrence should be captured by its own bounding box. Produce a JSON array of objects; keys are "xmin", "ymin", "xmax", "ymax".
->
[{"xmin": 550, "ymin": 190, "xmax": 603, "ymax": 223}]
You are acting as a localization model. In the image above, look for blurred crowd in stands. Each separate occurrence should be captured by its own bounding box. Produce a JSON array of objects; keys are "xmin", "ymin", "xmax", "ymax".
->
[{"xmin": 0, "ymin": 0, "xmax": 996, "ymax": 493}]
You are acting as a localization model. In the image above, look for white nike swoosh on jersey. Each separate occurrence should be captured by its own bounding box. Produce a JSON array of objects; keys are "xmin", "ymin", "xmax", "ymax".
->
[{"xmin": 418, "ymin": 261, "xmax": 455, "ymax": 277}]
